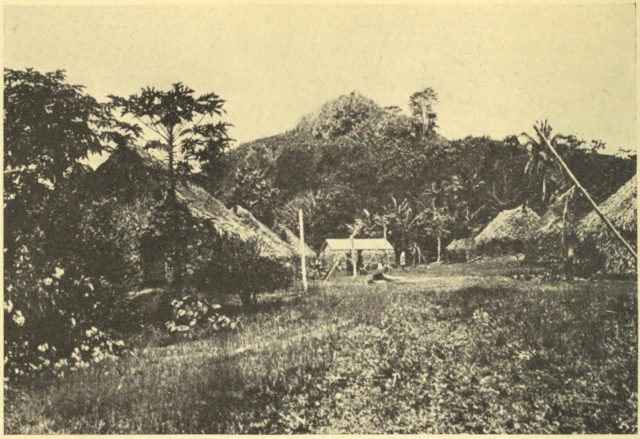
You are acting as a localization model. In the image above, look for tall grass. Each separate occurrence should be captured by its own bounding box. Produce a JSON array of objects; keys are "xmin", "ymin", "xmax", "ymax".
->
[{"xmin": 5, "ymin": 275, "xmax": 637, "ymax": 434}]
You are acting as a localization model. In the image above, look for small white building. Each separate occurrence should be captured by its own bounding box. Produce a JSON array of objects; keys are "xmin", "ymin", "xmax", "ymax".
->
[{"xmin": 320, "ymin": 238, "xmax": 394, "ymax": 272}]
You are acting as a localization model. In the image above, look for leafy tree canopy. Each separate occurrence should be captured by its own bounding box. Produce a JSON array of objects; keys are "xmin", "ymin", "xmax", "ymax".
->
[
  {"xmin": 4, "ymin": 68, "xmax": 135, "ymax": 266},
  {"xmin": 109, "ymin": 83, "xmax": 233, "ymax": 191},
  {"xmin": 409, "ymin": 87, "xmax": 438, "ymax": 136}
]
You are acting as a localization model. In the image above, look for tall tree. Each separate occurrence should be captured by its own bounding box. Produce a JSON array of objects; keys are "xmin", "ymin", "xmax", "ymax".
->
[
  {"xmin": 109, "ymin": 83, "xmax": 232, "ymax": 195},
  {"xmin": 518, "ymin": 120, "xmax": 570, "ymax": 206},
  {"xmin": 110, "ymin": 84, "xmax": 232, "ymax": 286},
  {"xmin": 4, "ymin": 68, "xmax": 134, "ymax": 267},
  {"xmin": 409, "ymin": 87, "xmax": 438, "ymax": 137},
  {"xmin": 523, "ymin": 121, "xmax": 637, "ymax": 262},
  {"xmin": 416, "ymin": 206, "xmax": 453, "ymax": 263},
  {"xmin": 415, "ymin": 182, "xmax": 454, "ymax": 262}
]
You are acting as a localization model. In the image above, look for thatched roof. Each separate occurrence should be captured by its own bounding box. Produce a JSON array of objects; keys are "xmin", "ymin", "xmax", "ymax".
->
[
  {"xmin": 233, "ymin": 206, "xmax": 297, "ymax": 259},
  {"xmin": 175, "ymin": 182, "xmax": 252, "ymax": 239},
  {"xmin": 94, "ymin": 145, "xmax": 294, "ymax": 260},
  {"xmin": 276, "ymin": 225, "xmax": 317, "ymax": 258},
  {"xmin": 446, "ymin": 238, "xmax": 474, "ymax": 252},
  {"xmin": 577, "ymin": 175, "xmax": 636, "ymax": 276},
  {"xmin": 580, "ymin": 174, "xmax": 637, "ymax": 235},
  {"xmin": 475, "ymin": 206, "xmax": 540, "ymax": 247}
]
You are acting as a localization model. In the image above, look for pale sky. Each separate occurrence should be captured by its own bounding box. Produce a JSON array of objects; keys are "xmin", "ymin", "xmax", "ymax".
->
[{"xmin": 4, "ymin": 4, "xmax": 637, "ymax": 162}]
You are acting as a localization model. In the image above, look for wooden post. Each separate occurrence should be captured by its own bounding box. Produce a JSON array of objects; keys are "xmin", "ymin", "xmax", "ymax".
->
[
  {"xmin": 299, "ymin": 209, "xmax": 308, "ymax": 293},
  {"xmin": 535, "ymin": 127, "xmax": 637, "ymax": 261},
  {"xmin": 351, "ymin": 236, "xmax": 357, "ymax": 277},
  {"xmin": 384, "ymin": 226, "xmax": 390, "ymax": 267}
]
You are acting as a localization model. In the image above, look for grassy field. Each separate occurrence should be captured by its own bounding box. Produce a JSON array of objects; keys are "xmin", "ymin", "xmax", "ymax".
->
[{"xmin": 5, "ymin": 260, "xmax": 637, "ymax": 434}]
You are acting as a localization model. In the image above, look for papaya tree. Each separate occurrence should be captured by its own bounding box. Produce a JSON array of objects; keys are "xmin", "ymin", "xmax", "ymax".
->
[
  {"xmin": 109, "ymin": 83, "xmax": 233, "ymax": 194},
  {"xmin": 109, "ymin": 84, "xmax": 233, "ymax": 285}
]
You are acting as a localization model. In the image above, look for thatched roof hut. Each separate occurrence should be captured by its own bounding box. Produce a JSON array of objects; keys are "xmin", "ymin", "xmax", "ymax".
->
[
  {"xmin": 577, "ymin": 174, "xmax": 637, "ymax": 276},
  {"xmin": 445, "ymin": 238, "xmax": 475, "ymax": 262},
  {"xmin": 474, "ymin": 206, "xmax": 540, "ymax": 256},
  {"xmin": 275, "ymin": 225, "xmax": 317, "ymax": 259},
  {"xmin": 85, "ymin": 145, "xmax": 294, "ymax": 289},
  {"xmin": 233, "ymin": 206, "xmax": 298, "ymax": 259},
  {"xmin": 580, "ymin": 174, "xmax": 636, "ymax": 235}
]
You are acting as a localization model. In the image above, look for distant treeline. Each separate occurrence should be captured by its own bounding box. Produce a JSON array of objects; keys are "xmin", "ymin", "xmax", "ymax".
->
[{"xmin": 217, "ymin": 92, "xmax": 636, "ymax": 256}]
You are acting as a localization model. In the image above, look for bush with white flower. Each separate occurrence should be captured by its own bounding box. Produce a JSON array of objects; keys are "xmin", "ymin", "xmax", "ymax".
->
[
  {"xmin": 4, "ymin": 258, "xmax": 127, "ymax": 383},
  {"xmin": 165, "ymin": 291, "xmax": 239, "ymax": 340}
]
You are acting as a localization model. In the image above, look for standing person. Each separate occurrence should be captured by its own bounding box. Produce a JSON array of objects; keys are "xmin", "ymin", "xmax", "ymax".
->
[
  {"xmin": 345, "ymin": 253, "xmax": 353, "ymax": 275},
  {"xmin": 400, "ymin": 250, "xmax": 406, "ymax": 271}
]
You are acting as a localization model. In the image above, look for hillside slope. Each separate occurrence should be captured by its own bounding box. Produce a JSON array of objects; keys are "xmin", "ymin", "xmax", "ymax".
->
[{"xmin": 218, "ymin": 92, "xmax": 636, "ymax": 254}]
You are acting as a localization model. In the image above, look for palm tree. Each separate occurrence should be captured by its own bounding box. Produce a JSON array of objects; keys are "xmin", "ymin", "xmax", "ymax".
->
[
  {"xmin": 415, "ymin": 183, "xmax": 455, "ymax": 263},
  {"xmin": 521, "ymin": 121, "xmax": 637, "ymax": 262},
  {"xmin": 518, "ymin": 120, "xmax": 565, "ymax": 205}
]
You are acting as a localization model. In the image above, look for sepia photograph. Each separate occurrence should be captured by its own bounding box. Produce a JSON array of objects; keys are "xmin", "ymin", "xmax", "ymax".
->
[{"xmin": 3, "ymin": 4, "xmax": 637, "ymax": 434}]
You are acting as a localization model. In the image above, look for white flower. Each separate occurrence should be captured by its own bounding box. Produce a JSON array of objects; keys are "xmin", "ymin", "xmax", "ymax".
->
[
  {"xmin": 4, "ymin": 300, "xmax": 13, "ymax": 313},
  {"xmin": 12, "ymin": 310, "xmax": 25, "ymax": 326},
  {"xmin": 43, "ymin": 278, "xmax": 53, "ymax": 286},
  {"xmin": 53, "ymin": 267, "xmax": 65, "ymax": 279},
  {"xmin": 70, "ymin": 317, "xmax": 76, "ymax": 328},
  {"xmin": 37, "ymin": 343, "xmax": 49, "ymax": 353}
]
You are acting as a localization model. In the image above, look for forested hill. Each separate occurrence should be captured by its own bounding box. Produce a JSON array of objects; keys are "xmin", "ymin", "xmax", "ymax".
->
[{"xmin": 216, "ymin": 91, "xmax": 636, "ymax": 255}]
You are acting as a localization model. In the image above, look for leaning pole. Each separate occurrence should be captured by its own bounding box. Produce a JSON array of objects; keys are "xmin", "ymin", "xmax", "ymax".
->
[{"xmin": 534, "ymin": 127, "xmax": 637, "ymax": 261}]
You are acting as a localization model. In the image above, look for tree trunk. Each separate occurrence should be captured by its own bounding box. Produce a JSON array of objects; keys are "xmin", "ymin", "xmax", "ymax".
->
[
  {"xmin": 535, "ymin": 127, "xmax": 637, "ymax": 261},
  {"xmin": 166, "ymin": 128, "xmax": 181, "ymax": 290},
  {"xmin": 168, "ymin": 129, "xmax": 175, "ymax": 194},
  {"xmin": 437, "ymin": 235, "xmax": 442, "ymax": 263},
  {"xmin": 562, "ymin": 188, "xmax": 573, "ymax": 281}
]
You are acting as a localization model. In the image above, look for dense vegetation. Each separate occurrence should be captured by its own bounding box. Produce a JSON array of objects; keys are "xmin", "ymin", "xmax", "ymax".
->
[
  {"xmin": 4, "ymin": 68, "xmax": 636, "ymax": 434},
  {"xmin": 5, "ymin": 266, "xmax": 636, "ymax": 433},
  {"xmin": 3, "ymin": 69, "xmax": 292, "ymax": 384},
  {"xmin": 219, "ymin": 92, "xmax": 636, "ymax": 257}
]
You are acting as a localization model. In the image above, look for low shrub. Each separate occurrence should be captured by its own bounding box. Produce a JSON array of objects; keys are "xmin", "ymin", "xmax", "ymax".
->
[
  {"xmin": 191, "ymin": 235, "xmax": 295, "ymax": 306},
  {"xmin": 4, "ymin": 256, "xmax": 126, "ymax": 384},
  {"xmin": 164, "ymin": 290, "xmax": 240, "ymax": 341}
]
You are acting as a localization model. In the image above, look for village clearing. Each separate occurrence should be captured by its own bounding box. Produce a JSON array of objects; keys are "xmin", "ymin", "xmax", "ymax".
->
[{"xmin": 5, "ymin": 258, "xmax": 636, "ymax": 434}]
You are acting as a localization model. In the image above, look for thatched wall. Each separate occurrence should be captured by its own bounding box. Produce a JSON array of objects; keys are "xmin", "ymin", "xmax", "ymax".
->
[{"xmin": 234, "ymin": 206, "xmax": 297, "ymax": 259}]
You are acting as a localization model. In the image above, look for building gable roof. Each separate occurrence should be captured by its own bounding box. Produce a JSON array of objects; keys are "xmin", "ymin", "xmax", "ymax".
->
[{"xmin": 321, "ymin": 238, "xmax": 394, "ymax": 252}]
